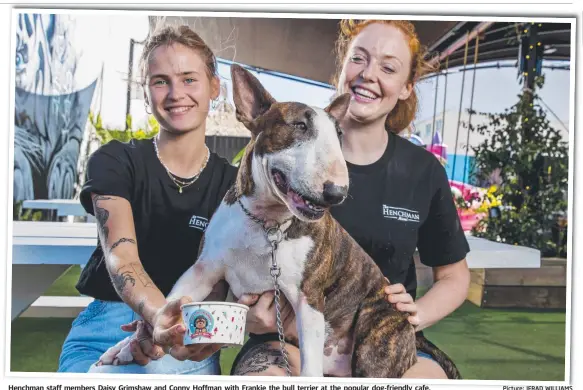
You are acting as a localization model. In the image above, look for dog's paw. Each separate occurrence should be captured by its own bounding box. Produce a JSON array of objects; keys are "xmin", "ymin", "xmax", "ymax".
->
[
  {"xmin": 96, "ymin": 335, "xmax": 135, "ymax": 366},
  {"xmin": 115, "ymin": 342, "xmax": 134, "ymax": 365}
]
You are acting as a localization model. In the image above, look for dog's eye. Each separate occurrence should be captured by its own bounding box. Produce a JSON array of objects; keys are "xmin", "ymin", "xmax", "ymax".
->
[{"xmin": 292, "ymin": 122, "xmax": 307, "ymax": 131}]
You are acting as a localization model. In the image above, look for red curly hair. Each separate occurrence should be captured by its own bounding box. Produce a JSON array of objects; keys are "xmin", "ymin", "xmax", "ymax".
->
[{"xmin": 332, "ymin": 20, "xmax": 437, "ymax": 133}]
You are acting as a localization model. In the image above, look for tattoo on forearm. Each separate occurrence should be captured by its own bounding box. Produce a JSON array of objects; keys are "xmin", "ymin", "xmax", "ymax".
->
[
  {"xmin": 111, "ymin": 266, "xmax": 136, "ymax": 295},
  {"xmin": 233, "ymin": 343, "xmax": 289, "ymax": 375},
  {"xmin": 111, "ymin": 262, "xmax": 155, "ymax": 297},
  {"xmin": 111, "ymin": 237, "xmax": 136, "ymax": 251},
  {"xmin": 131, "ymin": 262, "xmax": 155, "ymax": 288},
  {"xmin": 93, "ymin": 195, "xmax": 113, "ymax": 246}
]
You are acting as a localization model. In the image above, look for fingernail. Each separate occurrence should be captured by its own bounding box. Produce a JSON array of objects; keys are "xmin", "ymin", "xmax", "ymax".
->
[{"xmin": 96, "ymin": 361, "xmax": 102, "ymax": 366}]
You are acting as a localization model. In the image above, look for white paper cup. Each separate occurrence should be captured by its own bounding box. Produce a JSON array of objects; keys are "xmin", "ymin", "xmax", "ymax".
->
[{"xmin": 181, "ymin": 302, "xmax": 249, "ymax": 346}]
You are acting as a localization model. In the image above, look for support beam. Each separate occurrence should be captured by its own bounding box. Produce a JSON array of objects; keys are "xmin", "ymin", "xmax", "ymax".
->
[{"xmin": 430, "ymin": 22, "xmax": 494, "ymax": 67}]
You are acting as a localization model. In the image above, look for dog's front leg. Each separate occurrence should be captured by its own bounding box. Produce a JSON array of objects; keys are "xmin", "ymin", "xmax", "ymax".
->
[
  {"xmin": 102, "ymin": 259, "xmax": 225, "ymax": 366},
  {"xmin": 295, "ymin": 293, "xmax": 326, "ymax": 377},
  {"xmin": 167, "ymin": 258, "xmax": 224, "ymax": 303}
]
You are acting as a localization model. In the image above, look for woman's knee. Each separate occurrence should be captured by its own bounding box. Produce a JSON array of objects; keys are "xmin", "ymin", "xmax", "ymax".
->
[
  {"xmin": 401, "ymin": 357, "xmax": 448, "ymax": 379},
  {"xmin": 232, "ymin": 341, "xmax": 300, "ymax": 376},
  {"xmin": 58, "ymin": 346, "xmax": 100, "ymax": 373}
]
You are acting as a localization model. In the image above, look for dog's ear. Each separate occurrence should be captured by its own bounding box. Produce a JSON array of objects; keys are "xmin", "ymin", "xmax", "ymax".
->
[
  {"xmin": 231, "ymin": 64, "xmax": 276, "ymax": 131},
  {"xmin": 324, "ymin": 93, "xmax": 351, "ymax": 122}
]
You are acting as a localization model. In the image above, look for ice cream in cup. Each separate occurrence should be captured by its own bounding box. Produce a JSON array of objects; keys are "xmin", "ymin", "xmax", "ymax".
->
[{"xmin": 181, "ymin": 302, "xmax": 249, "ymax": 346}]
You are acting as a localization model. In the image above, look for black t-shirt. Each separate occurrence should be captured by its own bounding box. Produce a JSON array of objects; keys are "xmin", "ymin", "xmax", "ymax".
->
[
  {"xmin": 76, "ymin": 138, "xmax": 238, "ymax": 301},
  {"xmin": 330, "ymin": 131, "xmax": 470, "ymax": 300}
]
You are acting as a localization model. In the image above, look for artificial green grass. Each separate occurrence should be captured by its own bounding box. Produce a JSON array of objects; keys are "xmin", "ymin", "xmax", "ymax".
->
[
  {"xmin": 10, "ymin": 317, "xmax": 73, "ymax": 372},
  {"xmin": 9, "ymin": 316, "xmax": 242, "ymax": 375},
  {"xmin": 423, "ymin": 301, "xmax": 566, "ymax": 381},
  {"xmin": 10, "ymin": 302, "xmax": 566, "ymax": 380},
  {"xmin": 9, "ymin": 267, "xmax": 81, "ymax": 371},
  {"xmin": 220, "ymin": 344, "xmax": 243, "ymax": 375},
  {"xmin": 14, "ymin": 273, "xmax": 565, "ymax": 379},
  {"xmin": 44, "ymin": 266, "xmax": 82, "ymax": 297}
]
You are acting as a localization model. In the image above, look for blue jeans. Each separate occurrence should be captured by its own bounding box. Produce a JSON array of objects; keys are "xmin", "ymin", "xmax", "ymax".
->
[
  {"xmin": 416, "ymin": 351, "xmax": 435, "ymax": 361},
  {"xmin": 58, "ymin": 299, "xmax": 220, "ymax": 375}
]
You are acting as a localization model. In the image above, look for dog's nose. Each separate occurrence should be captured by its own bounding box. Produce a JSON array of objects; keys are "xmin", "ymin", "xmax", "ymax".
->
[{"xmin": 323, "ymin": 182, "xmax": 348, "ymax": 206}]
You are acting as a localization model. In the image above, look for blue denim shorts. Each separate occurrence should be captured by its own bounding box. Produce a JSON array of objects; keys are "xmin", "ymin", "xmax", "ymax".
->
[
  {"xmin": 58, "ymin": 299, "xmax": 220, "ymax": 375},
  {"xmin": 416, "ymin": 351, "xmax": 435, "ymax": 361}
]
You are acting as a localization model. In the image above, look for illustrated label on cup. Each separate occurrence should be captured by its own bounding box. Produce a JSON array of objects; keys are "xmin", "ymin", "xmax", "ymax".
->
[{"xmin": 181, "ymin": 302, "xmax": 249, "ymax": 346}]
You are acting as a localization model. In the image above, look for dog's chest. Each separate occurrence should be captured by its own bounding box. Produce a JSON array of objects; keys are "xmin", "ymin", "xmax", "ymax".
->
[{"xmin": 201, "ymin": 202, "xmax": 314, "ymax": 299}]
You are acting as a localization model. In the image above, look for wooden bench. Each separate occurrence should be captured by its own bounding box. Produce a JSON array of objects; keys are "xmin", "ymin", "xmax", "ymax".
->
[{"xmin": 467, "ymin": 258, "xmax": 566, "ymax": 309}]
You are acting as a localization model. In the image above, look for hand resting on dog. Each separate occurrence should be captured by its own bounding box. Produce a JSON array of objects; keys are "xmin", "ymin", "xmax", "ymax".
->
[
  {"xmin": 384, "ymin": 282, "xmax": 421, "ymax": 330},
  {"xmin": 236, "ymin": 291, "xmax": 298, "ymax": 343}
]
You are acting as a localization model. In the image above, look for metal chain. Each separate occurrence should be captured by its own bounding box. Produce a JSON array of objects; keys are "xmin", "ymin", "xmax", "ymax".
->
[
  {"xmin": 237, "ymin": 198, "xmax": 293, "ymax": 376},
  {"xmin": 238, "ymin": 198, "xmax": 268, "ymax": 227},
  {"xmin": 269, "ymin": 240, "xmax": 293, "ymax": 377}
]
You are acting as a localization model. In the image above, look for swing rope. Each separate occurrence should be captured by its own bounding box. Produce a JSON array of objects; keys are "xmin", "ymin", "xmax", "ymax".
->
[
  {"xmin": 430, "ymin": 64, "xmax": 440, "ymax": 148},
  {"xmin": 440, "ymin": 56, "xmax": 449, "ymax": 148},
  {"xmin": 451, "ymin": 32, "xmax": 470, "ymax": 183},
  {"xmin": 462, "ymin": 34, "xmax": 481, "ymax": 187}
]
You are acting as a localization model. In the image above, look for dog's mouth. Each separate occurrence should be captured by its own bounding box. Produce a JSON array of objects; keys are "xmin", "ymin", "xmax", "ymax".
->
[{"xmin": 271, "ymin": 168, "xmax": 327, "ymax": 220}]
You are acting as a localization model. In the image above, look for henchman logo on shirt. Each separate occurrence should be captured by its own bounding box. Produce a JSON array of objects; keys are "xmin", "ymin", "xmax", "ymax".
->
[
  {"xmin": 382, "ymin": 205, "xmax": 420, "ymax": 223},
  {"xmin": 189, "ymin": 215, "xmax": 209, "ymax": 231}
]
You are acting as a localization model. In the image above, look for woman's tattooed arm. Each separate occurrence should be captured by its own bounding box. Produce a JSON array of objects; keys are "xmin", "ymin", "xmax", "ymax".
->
[
  {"xmin": 91, "ymin": 193, "xmax": 167, "ymax": 324},
  {"xmin": 93, "ymin": 195, "xmax": 112, "ymax": 246}
]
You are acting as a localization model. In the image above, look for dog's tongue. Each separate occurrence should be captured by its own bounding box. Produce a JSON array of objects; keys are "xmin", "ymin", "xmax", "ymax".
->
[{"xmin": 291, "ymin": 191, "xmax": 306, "ymax": 206}]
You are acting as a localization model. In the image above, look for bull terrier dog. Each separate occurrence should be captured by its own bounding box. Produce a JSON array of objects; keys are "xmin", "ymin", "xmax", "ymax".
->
[{"xmin": 101, "ymin": 64, "xmax": 461, "ymax": 378}]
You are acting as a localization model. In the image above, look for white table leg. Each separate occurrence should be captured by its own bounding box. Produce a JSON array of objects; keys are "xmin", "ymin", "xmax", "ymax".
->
[{"xmin": 11, "ymin": 264, "xmax": 71, "ymax": 320}]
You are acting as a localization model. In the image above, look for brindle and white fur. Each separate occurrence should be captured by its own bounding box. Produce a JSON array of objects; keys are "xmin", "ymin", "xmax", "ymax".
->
[{"xmin": 100, "ymin": 65, "xmax": 461, "ymax": 378}]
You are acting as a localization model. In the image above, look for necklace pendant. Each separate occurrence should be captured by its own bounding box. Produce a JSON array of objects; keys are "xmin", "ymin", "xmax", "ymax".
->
[{"xmin": 179, "ymin": 186, "xmax": 183, "ymax": 194}]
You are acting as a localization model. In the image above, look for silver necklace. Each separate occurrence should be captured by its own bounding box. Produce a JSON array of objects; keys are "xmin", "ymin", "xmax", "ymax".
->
[
  {"xmin": 153, "ymin": 137, "xmax": 210, "ymax": 194},
  {"xmin": 237, "ymin": 197, "xmax": 294, "ymax": 377}
]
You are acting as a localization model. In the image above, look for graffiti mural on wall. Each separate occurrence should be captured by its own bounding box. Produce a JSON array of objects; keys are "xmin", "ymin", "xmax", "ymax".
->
[{"xmin": 14, "ymin": 13, "xmax": 97, "ymax": 201}]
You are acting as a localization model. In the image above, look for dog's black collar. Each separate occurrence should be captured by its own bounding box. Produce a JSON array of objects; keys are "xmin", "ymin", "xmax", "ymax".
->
[{"xmin": 236, "ymin": 197, "xmax": 295, "ymax": 235}]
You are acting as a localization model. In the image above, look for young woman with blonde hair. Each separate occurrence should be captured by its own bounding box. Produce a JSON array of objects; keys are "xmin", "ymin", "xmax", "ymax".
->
[{"xmin": 58, "ymin": 24, "xmax": 237, "ymax": 375}]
